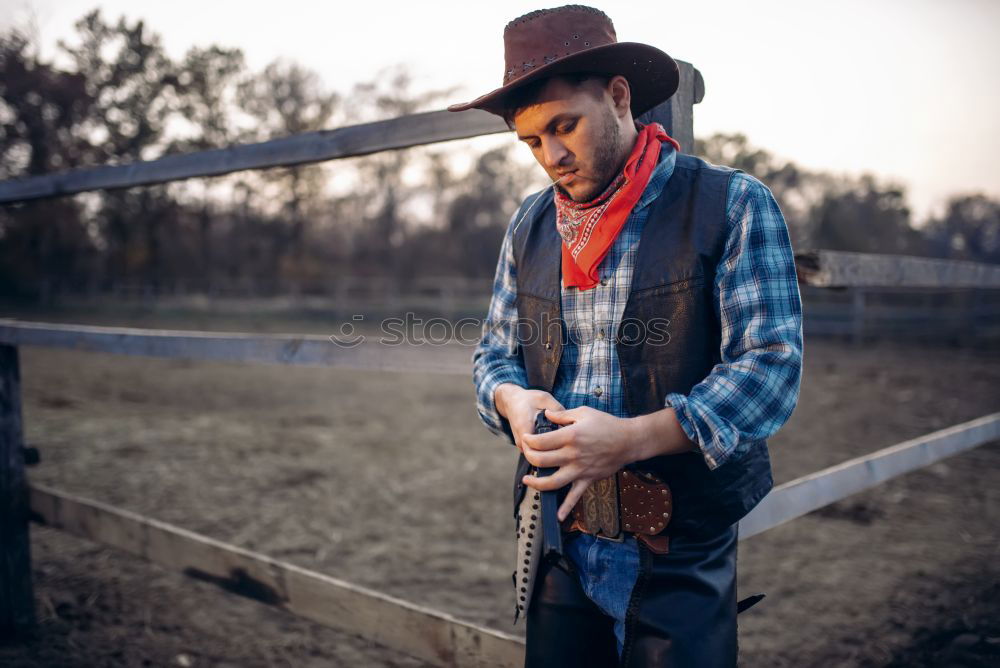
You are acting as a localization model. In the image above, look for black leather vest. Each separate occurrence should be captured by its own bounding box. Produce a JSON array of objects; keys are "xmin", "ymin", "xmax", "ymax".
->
[{"xmin": 510, "ymin": 153, "xmax": 773, "ymax": 537}]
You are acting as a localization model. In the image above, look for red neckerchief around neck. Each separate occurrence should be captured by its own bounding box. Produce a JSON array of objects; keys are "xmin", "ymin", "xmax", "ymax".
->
[{"xmin": 554, "ymin": 122, "xmax": 680, "ymax": 291}]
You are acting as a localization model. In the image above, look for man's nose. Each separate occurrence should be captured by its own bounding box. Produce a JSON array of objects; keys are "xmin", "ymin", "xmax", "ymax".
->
[{"xmin": 541, "ymin": 138, "xmax": 570, "ymax": 171}]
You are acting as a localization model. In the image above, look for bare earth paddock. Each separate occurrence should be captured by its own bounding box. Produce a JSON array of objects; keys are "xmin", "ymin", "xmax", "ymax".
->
[{"xmin": 1, "ymin": 325, "xmax": 998, "ymax": 667}]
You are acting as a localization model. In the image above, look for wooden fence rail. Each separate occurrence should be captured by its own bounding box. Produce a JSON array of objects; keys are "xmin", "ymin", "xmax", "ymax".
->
[
  {"xmin": 738, "ymin": 412, "xmax": 1000, "ymax": 538},
  {"xmin": 796, "ymin": 250, "xmax": 1000, "ymax": 288},
  {"xmin": 28, "ymin": 484, "xmax": 524, "ymax": 668},
  {"xmin": 0, "ymin": 61, "xmax": 702, "ymax": 205},
  {"xmin": 0, "ymin": 319, "xmax": 473, "ymax": 375},
  {"xmin": 0, "ymin": 109, "xmax": 506, "ymax": 204}
]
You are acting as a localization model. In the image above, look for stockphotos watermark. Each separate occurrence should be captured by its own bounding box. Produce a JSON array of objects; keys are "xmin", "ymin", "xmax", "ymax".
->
[{"xmin": 327, "ymin": 312, "xmax": 671, "ymax": 348}]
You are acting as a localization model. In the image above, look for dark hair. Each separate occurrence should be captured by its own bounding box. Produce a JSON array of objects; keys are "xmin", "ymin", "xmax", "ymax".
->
[{"xmin": 499, "ymin": 72, "xmax": 614, "ymax": 129}]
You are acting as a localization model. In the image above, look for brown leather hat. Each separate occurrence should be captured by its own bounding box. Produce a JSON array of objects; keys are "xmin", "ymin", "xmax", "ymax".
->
[{"xmin": 448, "ymin": 5, "xmax": 678, "ymax": 117}]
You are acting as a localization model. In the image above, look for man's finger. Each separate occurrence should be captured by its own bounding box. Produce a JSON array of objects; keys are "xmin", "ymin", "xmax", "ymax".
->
[
  {"xmin": 521, "ymin": 425, "xmax": 573, "ymax": 451},
  {"xmin": 540, "ymin": 394, "xmax": 565, "ymax": 411},
  {"xmin": 513, "ymin": 421, "xmax": 534, "ymax": 452},
  {"xmin": 521, "ymin": 443, "xmax": 573, "ymax": 469},
  {"xmin": 557, "ymin": 478, "xmax": 591, "ymax": 522},
  {"xmin": 523, "ymin": 465, "xmax": 577, "ymax": 491},
  {"xmin": 544, "ymin": 407, "xmax": 578, "ymax": 425}
]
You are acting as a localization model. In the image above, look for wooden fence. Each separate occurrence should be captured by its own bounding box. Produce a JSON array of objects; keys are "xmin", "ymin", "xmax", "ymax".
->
[
  {"xmin": 24, "ymin": 279, "xmax": 1000, "ymax": 345},
  {"xmin": 2, "ymin": 60, "xmax": 1000, "ymax": 666}
]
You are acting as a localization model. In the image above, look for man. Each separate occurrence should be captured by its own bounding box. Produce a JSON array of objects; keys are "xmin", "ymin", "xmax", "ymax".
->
[{"xmin": 450, "ymin": 5, "xmax": 803, "ymax": 667}]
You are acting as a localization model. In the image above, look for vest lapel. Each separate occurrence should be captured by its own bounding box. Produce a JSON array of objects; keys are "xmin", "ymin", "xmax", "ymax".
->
[{"xmin": 515, "ymin": 191, "xmax": 561, "ymax": 300}]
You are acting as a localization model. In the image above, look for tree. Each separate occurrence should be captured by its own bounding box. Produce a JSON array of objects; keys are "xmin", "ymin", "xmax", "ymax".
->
[
  {"xmin": 334, "ymin": 67, "xmax": 456, "ymax": 279},
  {"xmin": 809, "ymin": 175, "xmax": 927, "ymax": 255},
  {"xmin": 57, "ymin": 10, "xmax": 179, "ymax": 163},
  {"xmin": 237, "ymin": 58, "xmax": 338, "ymax": 278},
  {"xmin": 439, "ymin": 146, "xmax": 541, "ymax": 278},
  {"xmin": 0, "ymin": 28, "xmax": 95, "ymax": 298},
  {"xmin": 697, "ymin": 133, "xmax": 829, "ymax": 248},
  {"xmin": 55, "ymin": 10, "xmax": 182, "ymax": 291},
  {"xmin": 166, "ymin": 45, "xmax": 251, "ymax": 291},
  {"xmin": 923, "ymin": 194, "xmax": 1000, "ymax": 264},
  {"xmin": 0, "ymin": 30, "xmax": 92, "ymax": 177},
  {"xmin": 697, "ymin": 132, "xmax": 932, "ymax": 256}
]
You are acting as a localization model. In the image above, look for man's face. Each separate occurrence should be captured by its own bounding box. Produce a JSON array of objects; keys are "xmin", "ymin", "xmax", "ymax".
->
[{"xmin": 512, "ymin": 77, "xmax": 625, "ymax": 202}]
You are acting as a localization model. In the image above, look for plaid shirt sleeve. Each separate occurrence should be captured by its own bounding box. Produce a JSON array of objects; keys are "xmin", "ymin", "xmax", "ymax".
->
[
  {"xmin": 664, "ymin": 172, "xmax": 804, "ymax": 470},
  {"xmin": 471, "ymin": 209, "xmax": 530, "ymax": 446}
]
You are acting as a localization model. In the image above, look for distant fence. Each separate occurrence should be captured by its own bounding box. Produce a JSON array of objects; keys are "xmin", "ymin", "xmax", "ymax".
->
[
  {"xmin": 797, "ymin": 250, "xmax": 1000, "ymax": 341},
  {"xmin": 30, "ymin": 276, "xmax": 1000, "ymax": 343},
  {"xmin": 2, "ymin": 60, "xmax": 1000, "ymax": 667},
  {"xmin": 33, "ymin": 275, "xmax": 496, "ymax": 305},
  {"xmin": 802, "ymin": 286, "xmax": 1000, "ymax": 342}
]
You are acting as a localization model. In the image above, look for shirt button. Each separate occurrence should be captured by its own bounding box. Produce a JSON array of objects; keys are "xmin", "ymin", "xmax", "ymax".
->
[
  {"xmin": 593, "ymin": 386, "xmax": 603, "ymax": 397},
  {"xmin": 597, "ymin": 328, "xmax": 605, "ymax": 340},
  {"xmin": 600, "ymin": 277, "xmax": 608, "ymax": 286}
]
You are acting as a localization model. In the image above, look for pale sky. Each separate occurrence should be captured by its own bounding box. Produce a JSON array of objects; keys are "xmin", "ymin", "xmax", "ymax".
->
[{"xmin": 3, "ymin": 0, "xmax": 999, "ymax": 221}]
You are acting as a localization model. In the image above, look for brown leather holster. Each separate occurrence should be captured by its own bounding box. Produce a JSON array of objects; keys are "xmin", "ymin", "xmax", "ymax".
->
[{"xmin": 561, "ymin": 469, "xmax": 673, "ymax": 554}]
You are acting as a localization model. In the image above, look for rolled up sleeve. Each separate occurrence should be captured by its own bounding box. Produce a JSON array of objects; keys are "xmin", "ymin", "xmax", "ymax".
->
[{"xmin": 665, "ymin": 172, "xmax": 803, "ymax": 470}]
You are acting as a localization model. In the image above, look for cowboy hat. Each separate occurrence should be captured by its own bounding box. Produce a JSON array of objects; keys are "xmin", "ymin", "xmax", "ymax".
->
[{"xmin": 447, "ymin": 5, "xmax": 678, "ymax": 117}]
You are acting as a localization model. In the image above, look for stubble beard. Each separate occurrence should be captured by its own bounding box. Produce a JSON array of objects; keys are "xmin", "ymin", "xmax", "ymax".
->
[{"xmin": 557, "ymin": 108, "xmax": 624, "ymax": 202}]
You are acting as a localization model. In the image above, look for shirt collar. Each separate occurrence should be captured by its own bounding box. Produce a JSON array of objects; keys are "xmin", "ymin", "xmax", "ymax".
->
[{"xmin": 634, "ymin": 141, "xmax": 676, "ymax": 212}]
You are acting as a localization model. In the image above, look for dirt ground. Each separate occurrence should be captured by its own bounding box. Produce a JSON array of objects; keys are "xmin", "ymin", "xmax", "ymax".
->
[{"xmin": 0, "ymin": 308, "xmax": 998, "ymax": 667}]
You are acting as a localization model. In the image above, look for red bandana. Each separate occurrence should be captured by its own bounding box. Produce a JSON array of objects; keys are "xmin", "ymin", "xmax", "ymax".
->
[{"xmin": 555, "ymin": 122, "xmax": 680, "ymax": 290}]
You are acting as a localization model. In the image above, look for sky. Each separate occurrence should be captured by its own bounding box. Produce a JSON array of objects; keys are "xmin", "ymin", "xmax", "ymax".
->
[{"xmin": 2, "ymin": 0, "xmax": 999, "ymax": 221}]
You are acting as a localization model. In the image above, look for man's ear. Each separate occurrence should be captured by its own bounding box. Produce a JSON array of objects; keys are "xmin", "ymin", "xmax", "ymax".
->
[{"xmin": 607, "ymin": 75, "xmax": 632, "ymax": 118}]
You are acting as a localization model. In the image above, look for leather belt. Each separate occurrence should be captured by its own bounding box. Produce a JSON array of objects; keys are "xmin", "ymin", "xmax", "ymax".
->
[{"xmin": 561, "ymin": 469, "xmax": 673, "ymax": 554}]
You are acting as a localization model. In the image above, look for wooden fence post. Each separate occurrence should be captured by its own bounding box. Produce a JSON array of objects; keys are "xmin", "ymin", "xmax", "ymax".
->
[
  {"xmin": 0, "ymin": 344, "xmax": 34, "ymax": 639},
  {"xmin": 637, "ymin": 60, "xmax": 705, "ymax": 154}
]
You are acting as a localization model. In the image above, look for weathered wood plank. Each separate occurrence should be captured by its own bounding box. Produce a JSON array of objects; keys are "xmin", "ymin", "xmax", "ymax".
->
[
  {"xmin": 0, "ymin": 109, "xmax": 509, "ymax": 204},
  {"xmin": 0, "ymin": 319, "xmax": 472, "ymax": 375},
  {"xmin": 0, "ymin": 63, "xmax": 705, "ymax": 204},
  {"xmin": 670, "ymin": 60, "xmax": 703, "ymax": 154},
  {"xmin": 738, "ymin": 412, "xmax": 1000, "ymax": 539},
  {"xmin": 0, "ymin": 344, "xmax": 35, "ymax": 638},
  {"xmin": 637, "ymin": 60, "xmax": 702, "ymax": 154},
  {"xmin": 28, "ymin": 484, "xmax": 524, "ymax": 667},
  {"xmin": 796, "ymin": 250, "xmax": 1000, "ymax": 288}
]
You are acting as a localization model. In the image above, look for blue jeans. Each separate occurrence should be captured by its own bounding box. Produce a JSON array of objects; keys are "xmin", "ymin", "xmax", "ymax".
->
[{"xmin": 564, "ymin": 532, "xmax": 641, "ymax": 658}]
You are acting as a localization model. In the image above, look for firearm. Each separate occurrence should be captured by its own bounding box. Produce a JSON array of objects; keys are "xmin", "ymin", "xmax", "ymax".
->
[{"xmin": 533, "ymin": 409, "xmax": 567, "ymax": 560}]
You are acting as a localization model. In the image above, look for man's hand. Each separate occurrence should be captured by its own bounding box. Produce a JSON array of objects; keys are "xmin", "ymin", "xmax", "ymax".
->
[
  {"xmin": 519, "ymin": 406, "xmax": 634, "ymax": 521},
  {"xmin": 519, "ymin": 405, "xmax": 698, "ymax": 521},
  {"xmin": 494, "ymin": 383, "xmax": 564, "ymax": 452}
]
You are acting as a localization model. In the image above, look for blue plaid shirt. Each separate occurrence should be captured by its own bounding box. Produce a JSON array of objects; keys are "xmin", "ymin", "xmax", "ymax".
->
[{"xmin": 471, "ymin": 144, "xmax": 803, "ymax": 470}]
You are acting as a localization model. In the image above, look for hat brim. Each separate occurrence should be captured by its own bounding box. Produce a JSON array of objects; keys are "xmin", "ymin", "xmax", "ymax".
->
[{"xmin": 447, "ymin": 42, "xmax": 678, "ymax": 118}]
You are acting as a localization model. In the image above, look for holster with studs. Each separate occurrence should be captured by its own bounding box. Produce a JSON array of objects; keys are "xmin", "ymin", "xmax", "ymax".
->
[
  {"xmin": 512, "ymin": 410, "xmax": 570, "ymax": 624},
  {"xmin": 562, "ymin": 468, "xmax": 673, "ymax": 555}
]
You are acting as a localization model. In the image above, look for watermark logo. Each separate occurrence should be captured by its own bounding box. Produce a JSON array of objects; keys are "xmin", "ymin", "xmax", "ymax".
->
[{"xmin": 328, "ymin": 312, "xmax": 671, "ymax": 348}]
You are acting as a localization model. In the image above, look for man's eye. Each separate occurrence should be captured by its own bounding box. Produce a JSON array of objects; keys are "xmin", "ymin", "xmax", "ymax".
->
[{"xmin": 558, "ymin": 121, "xmax": 577, "ymax": 134}]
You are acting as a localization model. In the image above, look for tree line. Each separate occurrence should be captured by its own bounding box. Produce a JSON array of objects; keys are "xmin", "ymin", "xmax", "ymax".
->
[{"xmin": 1, "ymin": 9, "xmax": 997, "ymax": 301}]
